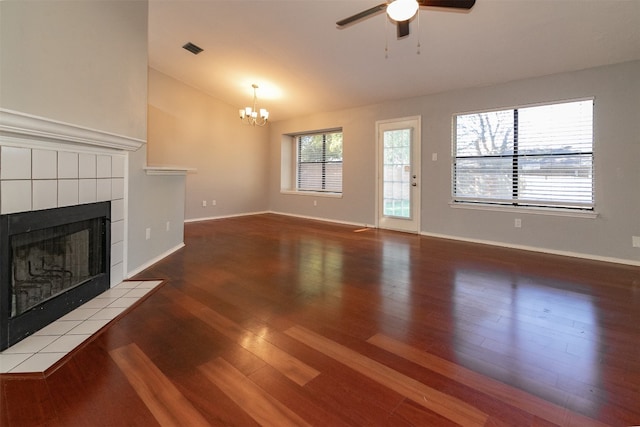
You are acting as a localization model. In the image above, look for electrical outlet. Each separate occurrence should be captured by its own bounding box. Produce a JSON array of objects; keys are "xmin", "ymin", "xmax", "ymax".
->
[
  {"xmin": 202, "ymin": 200, "xmax": 207, "ymax": 207},
  {"xmin": 633, "ymin": 236, "xmax": 640, "ymax": 248},
  {"xmin": 432, "ymin": 153, "xmax": 438, "ymax": 161},
  {"xmin": 514, "ymin": 218, "xmax": 522, "ymax": 228},
  {"xmin": 313, "ymin": 200, "xmax": 317, "ymax": 206},
  {"xmin": 166, "ymin": 221, "xmax": 170, "ymax": 232},
  {"xmin": 145, "ymin": 228, "xmax": 151, "ymax": 240},
  {"xmin": 212, "ymin": 200, "xmax": 217, "ymax": 206}
]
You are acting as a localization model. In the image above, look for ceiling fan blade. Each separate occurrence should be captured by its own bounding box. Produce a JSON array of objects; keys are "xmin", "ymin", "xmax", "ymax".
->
[
  {"xmin": 336, "ymin": 3, "xmax": 387, "ymax": 27},
  {"xmin": 418, "ymin": 0, "xmax": 475, "ymax": 9},
  {"xmin": 397, "ymin": 20, "xmax": 410, "ymax": 38}
]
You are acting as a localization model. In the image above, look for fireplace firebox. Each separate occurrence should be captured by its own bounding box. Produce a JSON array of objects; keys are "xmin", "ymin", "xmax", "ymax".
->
[{"xmin": 0, "ymin": 202, "xmax": 110, "ymax": 350}]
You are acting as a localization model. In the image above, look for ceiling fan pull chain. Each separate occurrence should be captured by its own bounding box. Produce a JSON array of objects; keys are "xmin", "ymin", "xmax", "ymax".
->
[
  {"xmin": 416, "ymin": 12, "xmax": 421, "ymax": 55},
  {"xmin": 384, "ymin": 16, "xmax": 389, "ymax": 59}
]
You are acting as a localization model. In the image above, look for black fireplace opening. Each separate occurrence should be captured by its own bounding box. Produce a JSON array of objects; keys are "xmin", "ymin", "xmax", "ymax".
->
[{"xmin": 1, "ymin": 202, "xmax": 110, "ymax": 351}]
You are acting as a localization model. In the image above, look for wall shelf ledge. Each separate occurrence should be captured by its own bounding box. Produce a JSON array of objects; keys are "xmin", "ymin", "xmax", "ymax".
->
[{"xmin": 143, "ymin": 166, "xmax": 196, "ymax": 176}]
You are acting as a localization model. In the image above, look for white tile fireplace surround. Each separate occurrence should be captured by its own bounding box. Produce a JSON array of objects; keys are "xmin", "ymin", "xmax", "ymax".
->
[
  {"xmin": 0, "ymin": 109, "xmax": 146, "ymax": 352},
  {"xmin": 0, "ymin": 109, "xmax": 145, "ymax": 287}
]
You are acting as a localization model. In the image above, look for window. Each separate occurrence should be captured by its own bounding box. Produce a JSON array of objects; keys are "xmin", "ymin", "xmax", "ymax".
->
[
  {"xmin": 453, "ymin": 99, "xmax": 593, "ymax": 210},
  {"xmin": 296, "ymin": 130, "xmax": 343, "ymax": 193}
]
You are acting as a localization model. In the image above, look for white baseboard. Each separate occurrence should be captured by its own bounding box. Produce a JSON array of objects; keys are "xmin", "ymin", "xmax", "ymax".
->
[
  {"xmin": 420, "ymin": 231, "xmax": 640, "ymax": 267},
  {"xmin": 126, "ymin": 242, "xmax": 185, "ymax": 278},
  {"xmin": 268, "ymin": 210, "xmax": 372, "ymax": 229},
  {"xmin": 184, "ymin": 211, "xmax": 269, "ymax": 223}
]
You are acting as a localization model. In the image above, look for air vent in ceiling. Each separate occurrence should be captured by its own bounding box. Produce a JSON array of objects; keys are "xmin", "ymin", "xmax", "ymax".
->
[{"xmin": 182, "ymin": 42, "xmax": 203, "ymax": 55}]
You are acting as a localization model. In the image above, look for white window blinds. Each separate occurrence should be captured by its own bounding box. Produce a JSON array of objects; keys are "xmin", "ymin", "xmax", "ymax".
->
[
  {"xmin": 297, "ymin": 131, "xmax": 343, "ymax": 193},
  {"xmin": 453, "ymin": 99, "xmax": 594, "ymax": 210}
]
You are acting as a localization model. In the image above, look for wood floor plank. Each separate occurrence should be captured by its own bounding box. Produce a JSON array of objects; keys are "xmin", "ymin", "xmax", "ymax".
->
[
  {"xmin": 164, "ymin": 286, "xmax": 320, "ymax": 386},
  {"xmin": 285, "ymin": 325, "xmax": 489, "ymax": 427},
  {"xmin": 45, "ymin": 338, "xmax": 160, "ymax": 427},
  {"xmin": 302, "ymin": 371, "xmax": 410, "ymax": 426},
  {"xmin": 198, "ymin": 357, "xmax": 311, "ymax": 427},
  {"xmin": 109, "ymin": 343, "xmax": 210, "ymax": 427},
  {"xmin": 389, "ymin": 398, "xmax": 461, "ymax": 427},
  {"xmin": 171, "ymin": 368, "xmax": 262, "ymax": 427},
  {"xmin": 246, "ymin": 364, "xmax": 357, "ymax": 427},
  {"xmin": 367, "ymin": 333, "xmax": 609, "ymax": 427},
  {"xmin": 0, "ymin": 376, "xmax": 60, "ymax": 426}
]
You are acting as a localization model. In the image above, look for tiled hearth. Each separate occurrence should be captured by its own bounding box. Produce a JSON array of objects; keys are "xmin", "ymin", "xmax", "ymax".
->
[{"xmin": 0, "ymin": 280, "xmax": 162, "ymax": 374}]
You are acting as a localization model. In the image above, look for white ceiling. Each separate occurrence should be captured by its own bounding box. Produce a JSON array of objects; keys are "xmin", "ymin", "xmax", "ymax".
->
[{"xmin": 148, "ymin": 0, "xmax": 640, "ymax": 122}]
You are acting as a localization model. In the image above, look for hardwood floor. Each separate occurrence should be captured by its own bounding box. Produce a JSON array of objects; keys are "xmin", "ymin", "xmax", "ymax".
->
[{"xmin": 2, "ymin": 213, "xmax": 639, "ymax": 426}]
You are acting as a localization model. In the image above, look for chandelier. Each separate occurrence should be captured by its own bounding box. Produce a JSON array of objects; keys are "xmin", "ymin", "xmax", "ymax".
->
[{"xmin": 239, "ymin": 84, "xmax": 269, "ymax": 126}]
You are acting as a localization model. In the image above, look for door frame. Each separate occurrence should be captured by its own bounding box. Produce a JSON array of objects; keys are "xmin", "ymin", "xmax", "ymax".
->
[{"xmin": 375, "ymin": 116, "xmax": 422, "ymax": 233}]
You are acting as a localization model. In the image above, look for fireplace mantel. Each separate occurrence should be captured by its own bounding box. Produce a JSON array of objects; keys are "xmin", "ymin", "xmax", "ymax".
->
[{"xmin": 0, "ymin": 108, "xmax": 144, "ymax": 152}]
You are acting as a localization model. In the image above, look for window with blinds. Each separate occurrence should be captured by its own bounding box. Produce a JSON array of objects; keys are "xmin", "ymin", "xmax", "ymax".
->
[
  {"xmin": 296, "ymin": 130, "xmax": 343, "ymax": 193},
  {"xmin": 453, "ymin": 99, "xmax": 594, "ymax": 210}
]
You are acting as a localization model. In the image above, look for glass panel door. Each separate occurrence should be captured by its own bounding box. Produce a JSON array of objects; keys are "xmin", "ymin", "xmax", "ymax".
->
[
  {"xmin": 377, "ymin": 117, "xmax": 421, "ymax": 233},
  {"xmin": 383, "ymin": 129, "xmax": 412, "ymax": 218}
]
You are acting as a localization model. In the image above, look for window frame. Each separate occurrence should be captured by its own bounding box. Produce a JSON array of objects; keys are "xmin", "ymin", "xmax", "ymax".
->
[
  {"xmin": 452, "ymin": 98, "xmax": 595, "ymax": 213},
  {"xmin": 294, "ymin": 129, "xmax": 343, "ymax": 195}
]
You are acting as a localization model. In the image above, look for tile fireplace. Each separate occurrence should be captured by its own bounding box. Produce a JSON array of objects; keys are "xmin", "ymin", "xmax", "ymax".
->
[{"xmin": 0, "ymin": 108, "xmax": 146, "ymax": 351}]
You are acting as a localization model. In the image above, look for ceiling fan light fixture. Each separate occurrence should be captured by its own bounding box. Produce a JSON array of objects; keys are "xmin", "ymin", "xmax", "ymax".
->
[{"xmin": 386, "ymin": 0, "xmax": 419, "ymax": 22}]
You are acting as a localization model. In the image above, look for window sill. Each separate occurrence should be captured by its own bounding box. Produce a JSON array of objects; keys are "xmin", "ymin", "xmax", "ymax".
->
[
  {"xmin": 449, "ymin": 201, "xmax": 598, "ymax": 219},
  {"xmin": 281, "ymin": 190, "xmax": 343, "ymax": 199}
]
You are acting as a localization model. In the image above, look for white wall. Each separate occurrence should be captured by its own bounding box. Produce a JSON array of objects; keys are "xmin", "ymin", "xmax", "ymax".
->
[
  {"xmin": 147, "ymin": 69, "xmax": 270, "ymax": 221},
  {"xmin": 269, "ymin": 61, "xmax": 640, "ymax": 264},
  {"xmin": 0, "ymin": 0, "xmax": 185, "ymax": 279},
  {"xmin": 127, "ymin": 145, "xmax": 186, "ymax": 275},
  {"xmin": 0, "ymin": 0, "xmax": 147, "ymax": 139}
]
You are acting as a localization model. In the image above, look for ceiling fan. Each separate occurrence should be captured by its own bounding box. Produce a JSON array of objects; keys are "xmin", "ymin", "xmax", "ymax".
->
[{"xmin": 336, "ymin": 0, "xmax": 476, "ymax": 38}]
